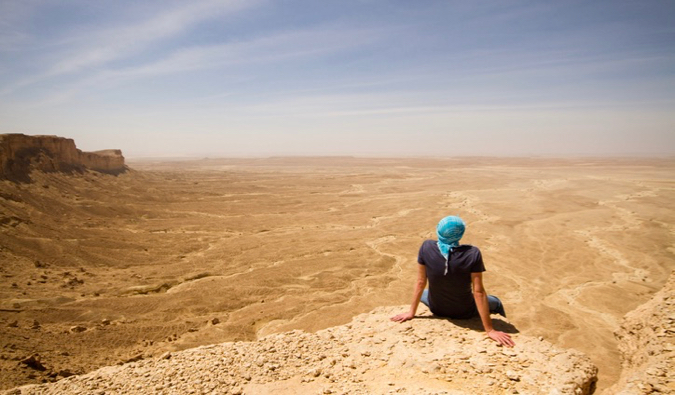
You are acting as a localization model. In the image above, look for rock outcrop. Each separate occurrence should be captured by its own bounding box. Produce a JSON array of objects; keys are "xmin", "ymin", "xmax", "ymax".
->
[
  {"xmin": 606, "ymin": 271, "xmax": 674, "ymax": 394},
  {"xmin": 0, "ymin": 134, "xmax": 126, "ymax": 181},
  {"xmin": 6, "ymin": 306, "xmax": 598, "ymax": 395}
]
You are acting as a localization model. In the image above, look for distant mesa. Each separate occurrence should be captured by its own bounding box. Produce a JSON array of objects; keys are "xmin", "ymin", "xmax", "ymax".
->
[{"xmin": 0, "ymin": 133, "xmax": 127, "ymax": 182}]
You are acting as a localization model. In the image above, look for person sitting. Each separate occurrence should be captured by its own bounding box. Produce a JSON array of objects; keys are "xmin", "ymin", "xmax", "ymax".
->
[{"xmin": 390, "ymin": 215, "xmax": 514, "ymax": 347}]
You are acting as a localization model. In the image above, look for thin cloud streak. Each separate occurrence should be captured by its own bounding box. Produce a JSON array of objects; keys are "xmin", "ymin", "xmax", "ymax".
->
[
  {"xmin": 0, "ymin": 0, "xmax": 257, "ymax": 95},
  {"xmin": 5, "ymin": 24, "xmax": 390, "ymax": 109},
  {"xmin": 107, "ymin": 25, "xmax": 388, "ymax": 79},
  {"xmin": 195, "ymin": 92, "xmax": 675, "ymax": 119}
]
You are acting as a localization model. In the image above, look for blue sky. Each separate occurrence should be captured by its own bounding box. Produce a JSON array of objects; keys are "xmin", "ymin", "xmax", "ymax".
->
[{"xmin": 1, "ymin": 0, "xmax": 674, "ymax": 157}]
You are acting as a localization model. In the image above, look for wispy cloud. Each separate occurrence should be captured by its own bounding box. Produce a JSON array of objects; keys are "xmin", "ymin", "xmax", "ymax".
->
[
  {"xmin": 0, "ymin": 0, "xmax": 257, "ymax": 95},
  {"xmin": 6, "ymin": 23, "xmax": 390, "ymax": 108},
  {"xmin": 0, "ymin": 1, "xmax": 43, "ymax": 51},
  {"xmin": 114, "ymin": 25, "xmax": 385, "ymax": 78},
  {"xmin": 198, "ymin": 90, "xmax": 675, "ymax": 120}
]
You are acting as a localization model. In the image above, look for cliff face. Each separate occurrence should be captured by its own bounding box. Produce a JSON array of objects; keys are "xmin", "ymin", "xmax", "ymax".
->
[
  {"xmin": 0, "ymin": 134, "xmax": 126, "ymax": 181},
  {"xmin": 606, "ymin": 271, "xmax": 674, "ymax": 394},
  {"xmin": 7, "ymin": 306, "xmax": 598, "ymax": 395},
  {"xmin": 81, "ymin": 149, "xmax": 125, "ymax": 174}
]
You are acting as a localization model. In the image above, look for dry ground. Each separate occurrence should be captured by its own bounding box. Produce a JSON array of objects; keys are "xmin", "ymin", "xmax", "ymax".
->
[{"xmin": 0, "ymin": 157, "xmax": 673, "ymax": 391}]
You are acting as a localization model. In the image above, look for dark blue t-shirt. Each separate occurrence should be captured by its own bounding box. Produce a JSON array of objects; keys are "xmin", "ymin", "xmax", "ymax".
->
[{"xmin": 418, "ymin": 239, "xmax": 485, "ymax": 318}]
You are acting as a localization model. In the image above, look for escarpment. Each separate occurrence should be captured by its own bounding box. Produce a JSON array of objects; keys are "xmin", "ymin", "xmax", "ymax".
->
[
  {"xmin": 606, "ymin": 271, "xmax": 675, "ymax": 394},
  {"xmin": 0, "ymin": 134, "xmax": 126, "ymax": 181}
]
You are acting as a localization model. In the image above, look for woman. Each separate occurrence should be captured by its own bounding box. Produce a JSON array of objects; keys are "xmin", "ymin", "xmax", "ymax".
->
[{"xmin": 390, "ymin": 215, "xmax": 514, "ymax": 347}]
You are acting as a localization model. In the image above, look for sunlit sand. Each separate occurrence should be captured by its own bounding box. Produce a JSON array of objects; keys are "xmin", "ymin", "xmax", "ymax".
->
[{"xmin": 1, "ymin": 157, "xmax": 673, "ymax": 391}]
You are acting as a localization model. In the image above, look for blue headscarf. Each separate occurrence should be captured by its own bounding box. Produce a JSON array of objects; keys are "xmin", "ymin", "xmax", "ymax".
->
[{"xmin": 436, "ymin": 215, "xmax": 466, "ymax": 275}]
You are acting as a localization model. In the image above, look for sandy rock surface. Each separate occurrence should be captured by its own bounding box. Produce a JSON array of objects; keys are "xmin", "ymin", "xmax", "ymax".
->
[
  {"xmin": 5, "ymin": 306, "xmax": 597, "ymax": 395},
  {"xmin": 606, "ymin": 271, "xmax": 675, "ymax": 394}
]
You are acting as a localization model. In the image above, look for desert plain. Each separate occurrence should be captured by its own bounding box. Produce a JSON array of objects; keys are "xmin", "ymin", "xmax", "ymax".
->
[{"xmin": 1, "ymin": 156, "xmax": 674, "ymax": 392}]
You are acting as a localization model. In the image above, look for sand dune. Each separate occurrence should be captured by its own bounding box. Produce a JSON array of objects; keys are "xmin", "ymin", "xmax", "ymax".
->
[{"xmin": 1, "ymin": 156, "xmax": 674, "ymax": 392}]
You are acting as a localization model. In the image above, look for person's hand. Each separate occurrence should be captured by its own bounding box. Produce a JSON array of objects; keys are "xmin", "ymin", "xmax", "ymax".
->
[
  {"xmin": 488, "ymin": 330, "xmax": 515, "ymax": 347},
  {"xmin": 390, "ymin": 312, "xmax": 415, "ymax": 323}
]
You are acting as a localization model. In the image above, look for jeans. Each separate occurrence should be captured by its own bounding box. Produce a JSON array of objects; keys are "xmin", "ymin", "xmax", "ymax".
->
[{"xmin": 420, "ymin": 289, "xmax": 507, "ymax": 317}]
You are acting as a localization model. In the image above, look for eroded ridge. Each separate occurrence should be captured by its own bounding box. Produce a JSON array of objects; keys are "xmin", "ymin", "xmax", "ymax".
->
[
  {"xmin": 6, "ymin": 306, "xmax": 597, "ymax": 395},
  {"xmin": 606, "ymin": 271, "xmax": 675, "ymax": 394}
]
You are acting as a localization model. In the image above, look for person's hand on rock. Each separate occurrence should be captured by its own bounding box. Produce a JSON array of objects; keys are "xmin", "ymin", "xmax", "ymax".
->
[
  {"xmin": 390, "ymin": 312, "xmax": 415, "ymax": 322},
  {"xmin": 488, "ymin": 330, "xmax": 515, "ymax": 347}
]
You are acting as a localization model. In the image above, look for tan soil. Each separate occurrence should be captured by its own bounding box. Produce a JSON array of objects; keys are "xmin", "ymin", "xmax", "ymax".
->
[{"xmin": 1, "ymin": 156, "xmax": 674, "ymax": 392}]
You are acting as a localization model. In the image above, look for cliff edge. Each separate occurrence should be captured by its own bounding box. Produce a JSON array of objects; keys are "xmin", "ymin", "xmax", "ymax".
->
[
  {"xmin": 605, "ymin": 271, "xmax": 674, "ymax": 394},
  {"xmin": 0, "ymin": 134, "xmax": 126, "ymax": 181},
  {"xmin": 6, "ymin": 306, "xmax": 598, "ymax": 395}
]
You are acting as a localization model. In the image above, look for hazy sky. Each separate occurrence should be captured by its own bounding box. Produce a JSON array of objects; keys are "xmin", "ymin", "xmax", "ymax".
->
[{"xmin": 1, "ymin": 0, "xmax": 674, "ymax": 157}]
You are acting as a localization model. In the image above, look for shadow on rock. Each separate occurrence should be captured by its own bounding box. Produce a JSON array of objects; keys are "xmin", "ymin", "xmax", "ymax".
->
[{"xmin": 416, "ymin": 315, "xmax": 520, "ymax": 334}]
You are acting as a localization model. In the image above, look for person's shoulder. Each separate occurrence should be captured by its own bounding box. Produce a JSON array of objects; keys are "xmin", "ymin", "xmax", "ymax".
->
[
  {"xmin": 419, "ymin": 239, "xmax": 438, "ymax": 253},
  {"xmin": 422, "ymin": 239, "xmax": 437, "ymax": 247},
  {"xmin": 457, "ymin": 244, "xmax": 482, "ymax": 254}
]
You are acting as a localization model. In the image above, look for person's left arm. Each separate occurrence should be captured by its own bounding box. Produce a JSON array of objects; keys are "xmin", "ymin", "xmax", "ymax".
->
[
  {"xmin": 472, "ymin": 272, "xmax": 515, "ymax": 347},
  {"xmin": 390, "ymin": 263, "xmax": 427, "ymax": 322}
]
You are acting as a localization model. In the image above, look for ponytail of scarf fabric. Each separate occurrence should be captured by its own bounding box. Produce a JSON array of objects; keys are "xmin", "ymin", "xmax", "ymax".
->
[{"xmin": 436, "ymin": 216, "xmax": 466, "ymax": 275}]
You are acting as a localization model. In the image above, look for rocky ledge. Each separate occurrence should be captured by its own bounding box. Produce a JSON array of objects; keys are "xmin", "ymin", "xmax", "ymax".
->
[
  {"xmin": 606, "ymin": 271, "xmax": 674, "ymax": 394},
  {"xmin": 0, "ymin": 134, "xmax": 126, "ymax": 181},
  {"xmin": 6, "ymin": 306, "xmax": 597, "ymax": 395}
]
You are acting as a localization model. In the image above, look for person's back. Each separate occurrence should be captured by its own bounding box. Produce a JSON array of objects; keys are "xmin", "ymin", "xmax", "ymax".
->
[
  {"xmin": 391, "ymin": 215, "xmax": 514, "ymax": 347},
  {"xmin": 418, "ymin": 240, "xmax": 484, "ymax": 318}
]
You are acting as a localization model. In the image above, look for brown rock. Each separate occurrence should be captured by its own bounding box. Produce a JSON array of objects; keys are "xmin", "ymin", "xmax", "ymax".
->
[
  {"xmin": 70, "ymin": 325, "xmax": 87, "ymax": 333},
  {"xmin": 0, "ymin": 134, "xmax": 126, "ymax": 182},
  {"xmin": 20, "ymin": 355, "xmax": 46, "ymax": 371},
  {"xmin": 606, "ymin": 271, "xmax": 675, "ymax": 394},
  {"xmin": 2, "ymin": 306, "xmax": 599, "ymax": 394}
]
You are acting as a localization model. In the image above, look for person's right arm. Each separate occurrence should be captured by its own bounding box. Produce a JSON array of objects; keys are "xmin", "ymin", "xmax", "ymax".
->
[
  {"xmin": 390, "ymin": 263, "xmax": 427, "ymax": 322},
  {"xmin": 471, "ymin": 272, "xmax": 514, "ymax": 347}
]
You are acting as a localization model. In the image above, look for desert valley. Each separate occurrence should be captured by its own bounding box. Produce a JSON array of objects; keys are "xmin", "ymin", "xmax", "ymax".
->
[{"xmin": 0, "ymin": 135, "xmax": 673, "ymax": 394}]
